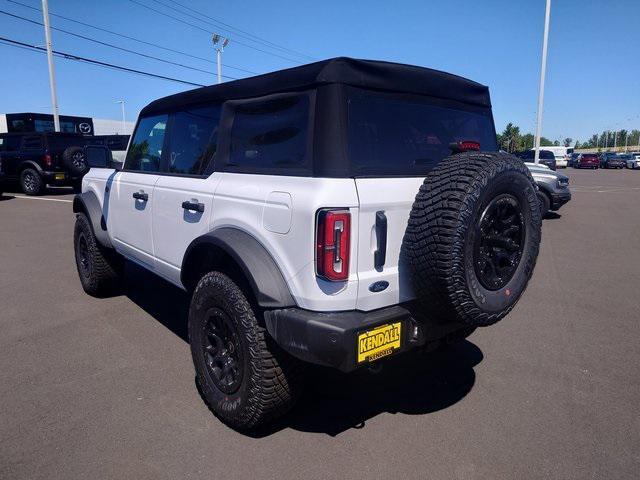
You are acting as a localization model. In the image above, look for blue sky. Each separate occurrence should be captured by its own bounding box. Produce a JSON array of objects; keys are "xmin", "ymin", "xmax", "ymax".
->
[{"xmin": 1, "ymin": 0, "xmax": 639, "ymax": 142}]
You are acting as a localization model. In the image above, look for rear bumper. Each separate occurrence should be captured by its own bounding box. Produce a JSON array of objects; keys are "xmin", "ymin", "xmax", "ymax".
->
[
  {"xmin": 550, "ymin": 190, "xmax": 571, "ymax": 210},
  {"xmin": 42, "ymin": 170, "xmax": 79, "ymax": 185},
  {"xmin": 264, "ymin": 305, "xmax": 461, "ymax": 372}
]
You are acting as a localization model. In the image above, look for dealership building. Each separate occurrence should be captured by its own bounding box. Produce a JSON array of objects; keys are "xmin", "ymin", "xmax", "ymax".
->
[{"xmin": 0, "ymin": 112, "xmax": 134, "ymax": 136}]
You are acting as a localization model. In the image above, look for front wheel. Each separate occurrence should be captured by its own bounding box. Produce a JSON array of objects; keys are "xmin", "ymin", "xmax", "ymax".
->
[
  {"xmin": 189, "ymin": 272, "xmax": 303, "ymax": 430},
  {"xmin": 73, "ymin": 213, "xmax": 122, "ymax": 296}
]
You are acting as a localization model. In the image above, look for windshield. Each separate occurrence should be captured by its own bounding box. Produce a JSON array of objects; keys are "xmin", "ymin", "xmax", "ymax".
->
[{"xmin": 347, "ymin": 89, "xmax": 497, "ymax": 176}]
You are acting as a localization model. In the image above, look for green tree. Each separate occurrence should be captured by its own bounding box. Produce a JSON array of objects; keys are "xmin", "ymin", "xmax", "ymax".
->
[
  {"xmin": 500, "ymin": 123, "xmax": 521, "ymax": 153},
  {"xmin": 563, "ymin": 137, "xmax": 573, "ymax": 147}
]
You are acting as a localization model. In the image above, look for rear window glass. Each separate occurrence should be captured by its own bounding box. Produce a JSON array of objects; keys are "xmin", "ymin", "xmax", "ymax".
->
[
  {"xmin": 124, "ymin": 115, "xmax": 168, "ymax": 172},
  {"xmin": 347, "ymin": 90, "xmax": 496, "ymax": 176},
  {"xmin": 228, "ymin": 94, "xmax": 310, "ymax": 171},
  {"xmin": 166, "ymin": 105, "xmax": 220, "ymax": 175}
]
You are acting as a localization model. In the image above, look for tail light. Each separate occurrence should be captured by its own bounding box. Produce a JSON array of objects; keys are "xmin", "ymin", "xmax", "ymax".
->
[
  {"xmin": 316, "ymin": 209, "xmax": 351, "ymax": 281},
  {"xmin": 43, "ymin": 153, "xmax": 53, "ymax": 168},
  {"xmin": 450, "ymin": 140, "xmax": 481, "ymax": 153}
]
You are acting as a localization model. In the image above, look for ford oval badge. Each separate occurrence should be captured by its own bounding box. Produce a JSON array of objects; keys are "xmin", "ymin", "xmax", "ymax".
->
[{"xmin": 369, "ymin": 281, "xmax": 389, "ymax": 293}]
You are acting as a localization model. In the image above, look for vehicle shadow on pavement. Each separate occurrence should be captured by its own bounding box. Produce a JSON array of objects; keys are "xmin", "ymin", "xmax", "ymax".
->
[
  {"xmin": 121, "ymin": 261, "xmax": 483, "ymax": 438},
  {"xmin": 123, "ymin": 262, "xmax": 190, "ymax": 342},
  {"xmin": 253, "ymin": 341, "xmax": 483, "ymax": 437}
]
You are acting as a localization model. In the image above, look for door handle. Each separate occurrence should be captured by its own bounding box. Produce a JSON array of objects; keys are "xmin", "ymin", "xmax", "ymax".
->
[
  {"xmin": 374, "ymin": 211, "xmax": 387, "ymax": 270},
  {"xmin": 132, "ymin": 191, "xmax": 148, "ymax": 201},
  {"xmin": 182, "ymin": 200, "xmax": 205, "ymax": 213}
]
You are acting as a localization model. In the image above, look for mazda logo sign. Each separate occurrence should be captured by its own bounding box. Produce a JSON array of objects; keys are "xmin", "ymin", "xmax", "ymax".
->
[{"xmin": 78, "ymin": 123, "xmax": 92, "ymax": 134}]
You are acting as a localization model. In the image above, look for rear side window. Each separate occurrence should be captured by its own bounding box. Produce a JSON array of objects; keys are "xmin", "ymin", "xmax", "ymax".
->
[
  {"xmin": 227, "ymin": 94, "xmax": 310, "ymax": 172},
  {"xmin": 124, "ymin": 115, "xmax": 168, "ymax": 172},
  {"xmin": 21, "ymin": 136, "xmax": 43, "ymax": 150},
  {"xmin": 0, "ymin": 136, "xmax": 20, "ymax": 151},
  {"xmin": 166, "ymin": 105, "xmax": 220, "ymax": 175},
  {"xmin": 347, "ymin": 90, "xmax": 497, "ymax": 176}
]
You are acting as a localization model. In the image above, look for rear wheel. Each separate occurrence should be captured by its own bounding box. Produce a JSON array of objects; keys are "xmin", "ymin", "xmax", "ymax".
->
[
  {"xmin": 73, "ymin": 213, "xmax": 122, "ymax": 296},
  {"xmin": 403, "ymin": 152, "xmax": 541, "ymax": 327},
  {"xmin": 189, "ymin": 272, "xmax": 303, "ymax": 430},
  {"xmin": 20, "ymin": 168, "xmax": 44, "ymax": 195}
]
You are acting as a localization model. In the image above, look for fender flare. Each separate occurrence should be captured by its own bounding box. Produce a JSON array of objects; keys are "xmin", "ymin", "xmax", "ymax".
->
[
  {"xmin": 181, "ymin": 228, "xmax": 296, "ymax": 308},
  {"xmin": 19, "ymin": 160, "xmax": 44, "ymax": 174},
  {"xmin": 72, "ymin": 191, "xmax": 113, "ymax": 248}
]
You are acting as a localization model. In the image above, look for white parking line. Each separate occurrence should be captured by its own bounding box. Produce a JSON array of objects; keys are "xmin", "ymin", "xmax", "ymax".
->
[{"xmin": 10, "ymin": 195, "xmax": 73, "ymax": 203}]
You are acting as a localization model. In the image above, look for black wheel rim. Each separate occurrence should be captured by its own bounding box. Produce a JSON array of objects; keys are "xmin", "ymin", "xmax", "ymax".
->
[
  {"xmin": 473, "ymin": 194, "xmax": 526, "ymax": 291},
  {"xmin": 23, "ymin": 172, "xmax": 36, "ymax": 192},
  {"xmin": 72, "ymin": 152, "xmax": 86, "ymax": 169},
  {"xmin": 77, "ymin": 232, "xmax": 91, "ymax": 278},
  {"xmin": 201, "ymin": 308, "xmax": 243, "ymax": 395}
]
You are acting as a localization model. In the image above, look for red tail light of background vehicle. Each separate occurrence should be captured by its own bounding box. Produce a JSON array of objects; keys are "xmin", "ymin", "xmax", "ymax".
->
[
  {"xmin": 316, "ymin": 209, "xmax": 351, "ymax": 281},
  {"xmin": 43, "ymin": 153, "xmax": 53, "ymax": 168}
]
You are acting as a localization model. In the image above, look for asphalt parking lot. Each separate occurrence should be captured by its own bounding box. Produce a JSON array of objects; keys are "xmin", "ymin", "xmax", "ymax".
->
[{"xmin": 1, "ymin": 169, "xmax": 639, "ymax": 480}]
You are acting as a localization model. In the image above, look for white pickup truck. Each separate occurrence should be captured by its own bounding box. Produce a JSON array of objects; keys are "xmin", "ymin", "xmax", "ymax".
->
[{"xmin": 73, "ymin": 57, "xmax": 541, "ymax": 430}]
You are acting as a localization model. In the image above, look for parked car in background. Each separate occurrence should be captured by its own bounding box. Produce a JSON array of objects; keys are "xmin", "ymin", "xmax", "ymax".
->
[
  {"xmin": 535, "ymin": 146, "xmax": 572, "ymax": 168},
  {"xmin": 0, "ymin": 132, "xmax": 129, "ymax": 195},
  {"xmin": 515, "ymin": 149, "xmax": 557, "ymax": 170},
  {"xmin": 626, "ymin": 152, "xmax": 640, "ymax": 169},
  {"xmin": 0, "ymin": 132, "xmax": 91, "ymax": 194},
  {"xmin": 599, "ymin": 152, "xmax": 626, "ymax": 169},
  {"xmin": 526, "ymin": 163, "xmax": 571, "ymax": 216},
  {"xmin": 568, "ymin": 152, "xmax": 580, "ymax": 167},
  {"xmin": 574, "ymin": 153, "xmax": 599, "ymax": 169},
  {"xmin": 89, "ymin": 135, "xmax": 130, "ymax": 164}
]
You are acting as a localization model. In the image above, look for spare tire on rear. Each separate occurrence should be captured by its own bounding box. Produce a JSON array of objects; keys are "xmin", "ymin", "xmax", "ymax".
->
[
  {"xmin": 403, "ymin": 151, "xmax": 541, "ymax": 327},
  {"xmin": 62, "ymin": 146, "xmax": 89, "ymax": 176}
]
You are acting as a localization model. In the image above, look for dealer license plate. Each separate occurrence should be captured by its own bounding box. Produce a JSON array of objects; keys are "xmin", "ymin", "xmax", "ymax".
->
[
  {"xmin": 54, "ymin": 173, "xmax": 65, "ymax": 180},
  {"xmin": 357, "ymin": 322, "xmax": 402, "ymax": 364}
]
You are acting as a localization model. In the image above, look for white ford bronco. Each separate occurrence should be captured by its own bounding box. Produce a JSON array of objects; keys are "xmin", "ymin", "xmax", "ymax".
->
[{"xmin": 73, "ymin": 58, "xmax": 541, "ymax": 430}]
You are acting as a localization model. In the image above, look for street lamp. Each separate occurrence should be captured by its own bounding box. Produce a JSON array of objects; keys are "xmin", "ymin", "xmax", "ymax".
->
[
  {"xmin": 212, "ymin": 34, "xmax": 230, "ymax": 85},
  {"xmin": 115, "ymin": 100, "xmax": 126, "ymax": 134},
  {"xmin": 533, "ymin": 0, "xmax": 552, "ymax": 165}
]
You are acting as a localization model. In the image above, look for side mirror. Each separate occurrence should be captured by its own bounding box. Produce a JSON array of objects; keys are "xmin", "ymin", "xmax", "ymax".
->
[{"xmin": 84, "ymin": 145, "xmax": 115, "ymax": 169}]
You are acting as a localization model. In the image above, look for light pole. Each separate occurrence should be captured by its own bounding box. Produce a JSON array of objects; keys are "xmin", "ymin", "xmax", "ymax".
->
[
  {"xmin": 533, "ymin": 0, "xmax": 552, "ymax": 164},
  {"xmin": 42, "ymin": 0, "xmax": 60, "ymax": 132},
  {"xmin": 212, "ymin": 34, "xmax": 229, "ymax": 84},
  {"xmin": 115, "ymin": 100, "xmax": 126, "ymax": 134}
]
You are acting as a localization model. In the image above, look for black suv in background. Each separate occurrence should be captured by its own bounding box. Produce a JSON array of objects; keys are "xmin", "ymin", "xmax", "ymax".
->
[
  {"xmin": 515, "ymin": 149, "xmax": 557, "ymax": 170},
  {"xmin": 0, "ymin": 133, "xmax": 128, "ymax": 195},
  {"xmin": 599, "ymin": 152, "xmax": 625, "ymax": 169}
]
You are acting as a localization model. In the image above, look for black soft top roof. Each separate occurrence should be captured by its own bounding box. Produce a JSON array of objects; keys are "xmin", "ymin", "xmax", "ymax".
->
[{"xmin": 141, "ymin": 57, "xmax": 491, "ymax": 116}]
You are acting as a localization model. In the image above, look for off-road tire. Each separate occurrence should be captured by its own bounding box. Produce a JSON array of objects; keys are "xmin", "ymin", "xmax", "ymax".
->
[
  {"xmin": 403, "ymin": 151, "xmax": 541, "ymax": 327},
  {"xmin": 20, "ymin": 168, "xmax": 44, "ymax": 195},
  {"xmin": 73, "ymin": 213, "xmax": 122, "ymax": 296},
  {"xmin": 189, "ymin": 272, "xmax": 303, "ymax": 431},
  {"xmin": 537, "ymin": 191, "xmax": 551, "ymax": 217},
  {"xmin": 63, "ymin": 146, "xmax": 89, "ymax": 176}
]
